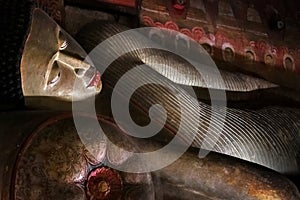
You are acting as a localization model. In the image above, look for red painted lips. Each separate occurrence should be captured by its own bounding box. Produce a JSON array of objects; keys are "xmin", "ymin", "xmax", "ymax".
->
[{"xmin": 88, "ymin": 71, "xmax": 102, "ymax": 89}]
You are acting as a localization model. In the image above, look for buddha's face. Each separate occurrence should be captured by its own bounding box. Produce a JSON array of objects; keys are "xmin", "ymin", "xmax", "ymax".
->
[{"xmin": 21, "ymin": 9, "xmax": 102, "ymax": 101}]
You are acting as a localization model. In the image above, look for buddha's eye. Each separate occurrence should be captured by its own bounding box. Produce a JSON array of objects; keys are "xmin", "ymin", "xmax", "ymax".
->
[
  {"xmin": 59, "ymin": 40, "xmax": 68, "ymax": 50},
  {"xmin": 48, "ymin": 62, "xmax": 61, "ymax": 86},
  {"xmin": 50, "ymin": 72, "xmax": 60, "ymax": 85},
  {"xmin": 58, "ymin": 31, "xmax": 68, "ymax": 50}
]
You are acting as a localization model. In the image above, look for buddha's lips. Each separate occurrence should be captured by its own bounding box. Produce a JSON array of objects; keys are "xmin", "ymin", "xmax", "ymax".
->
[
  {"xmin": 172, "ymin": 3, "xmax": 186, "ymax": 16},
  {"xmin": 87, "ymin": 71, "xmax": 101, "ymax": 88},
  {"xmin": 173, "ymin": 3, "xmax": 185, "ymax": 11}
]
